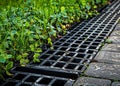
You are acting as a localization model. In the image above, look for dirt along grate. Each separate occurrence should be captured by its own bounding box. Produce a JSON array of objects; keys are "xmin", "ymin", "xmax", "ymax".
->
[{"xmin": 2, "ymin": 0, "xmax": 120, "ymax": 86}]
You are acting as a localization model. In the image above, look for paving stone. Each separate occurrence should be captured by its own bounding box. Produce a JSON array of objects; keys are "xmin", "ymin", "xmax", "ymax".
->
[
  {"xmin": 112, "ymin": 82, "xmax": 120, "ymax": 86},
  {"xmin": 111, "ymin": 31, "xmax": 120, "ymax": 36},
  {"xmin": 85, "ymin": 63, "xmax": 120, "ymax": 80},
  {"xmin": 94, "ymin": 50, "xmax": 120, "ymax": 64},
  {"xmin": 73, "ymin": 77, "xmax": 111, "ymax": 86},
  {"xmin": 111, "ymin": 24, "xmax": 120, "ymax": 36},
  {"xmin": 108, "ymin": 36, "xmax": 120, "ymax": 43},
  {"xmin": 101, "ymin": 44, "xmax": 120, "ymax": 51},
  {"xmin": 114, "ymin": 24, "xmax": 120, "ymax": 30}
]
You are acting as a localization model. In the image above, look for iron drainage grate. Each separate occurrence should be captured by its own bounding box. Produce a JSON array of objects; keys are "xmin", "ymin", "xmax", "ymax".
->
[{"xmin": 2, "ymin": 0, "xmax": 120, "ymax": 86}]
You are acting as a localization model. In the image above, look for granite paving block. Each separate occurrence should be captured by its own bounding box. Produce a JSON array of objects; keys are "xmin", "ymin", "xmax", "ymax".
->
[
  {"xmin": 114, "ymin": 24, "xmax": 120, "ymax": 30},
  {"xmin": 101, "ymin": 44, "xmax": 120, "ymax": 51},
  {"xmin": 111, "ymin": 31, "xmax": 120, "ymax": 36},
  {"xmin": 112, "ymin": 82, "xmax": 120, "ymax": 86},
  {"xmin": 108, "ymin": 36, "xmax": 120, "ymax": 43},
  {"xmin": 94, "ymin": 50, "xmax": 120, "ymax": 64},
  {"xmin": 85, "ymin": 63, "xmax": 120, "ymax": 80},
  {"xmin": 73, "ymin": 77, "xmax": 111, "ymax": 86},
  {"xmin": 111, "ymin": 24, "xmax": 120, "ymax": 36}
]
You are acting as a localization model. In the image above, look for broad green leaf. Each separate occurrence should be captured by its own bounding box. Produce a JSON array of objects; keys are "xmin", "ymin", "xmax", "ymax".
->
[
  {"xmin": 33, "ymin": 53, "xmax": 40, "ymax": 62},
  {"xmin": 61, "ymin": 6, "xmax": 65, "ymax": 13},
  {"xmin": 0, "ymin": 55, "xmax": 6, "ymax": 63},
  {"xmin": 6, "ymin": 62, "xmax": 13, "ymax": 71}
]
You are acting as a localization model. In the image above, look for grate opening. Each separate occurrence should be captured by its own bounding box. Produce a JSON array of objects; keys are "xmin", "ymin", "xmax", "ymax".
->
[
  {"xmin": 92, "ymin": 33, "xmax": 99, "ymax": 35},
  {"xmin": 86, "ymin": 38, "xmax": 93, "ymax": 41},
  {"xmin": 87, "ymin": 30, "xmax": 93, "ymax": 33},
  {"xmin": 4, "ymin": 81, "xmax": 17, "ymax": 86},
  {"xmin": 66, "ymin": 52, "xmax": 75, "ymax": 57},
  {"xmin": 40, "ymin": 55, "xmax": 50, "ymax": 59},
  {"xmin": 59, "ymin": 47, "xmax": 68, "ymax": 51},
  {"xmin": 43, "ymin": 61, "xmax": 54, "ymax": 66},
  {"xmin": 30, "ymin": 60, "xmax": 43, "ymax": 65},
  {"xmin": 75, "ymin": 40, "xmax": 82, "ymax": 43},
  {"xmin": 52, "ymin": 79, "xmax": 67, "ymax": 86},
  {"xmin": 83, "ymin": 59, "xmax": 89, "ymax": 63},
  {"xmin": 72, "ymin": 36, "xmax": 78, "ymax": 39},
  {"xmin": 72, "ymin": 58, "xmax": 82, "ymax": 63},
  {"xmin": 80, "ymin": 45, "xmax": 88, "ymax": 49},
  {"xmin": 56, "ymin": 51, "xmax": 65, "ymax": 55},
  {"xmin": 49, "ymin": 56, "xmax": 60, "ymax": 60},
  {"xmin": 97, "ymin": 36, "xmax": 105, "ymax": 39},
  {"xmin": 13, "ymin": 74, "xmax": 26, "ymax": 80},
  {"xmin": 78, "ymin": 37, "xmax": 86, "ymax": 41},
  {"xmin": 83, "ymin": 41, "xmax": 91, "ymax": 45},
  {"xmin": 53, "ymin": 46, "xmax": 59, "ymax": 49},
  {"xmin": 67, "ymin": 39, "xmax": 74, "ymax": 43},
  {"xmin": 54, "ymin": 62, "xmax": 65, "ymax": 68},
  {"xmin": 24, "ymin": 76, "xmax": 39, "ymax": 82},
  {"xmin": 59, "ymin": 39, "xmax": 66, "ymax": 42},
  {"xmin": 77, "ymin": 49, "xmax": 86, "ymax": 53},
  {"xmin": 77, "ymin": 32, "xmax": 83, "ymax": 34},
  {"xmin": 86, "ymin": 55, "xmax": 92, "ymax": 59},
  {"xmin": 89, "ymin": 46, "xmax": 97, "ymax": 49},
  {"xmin": 76, "ymin": 53, "xmax": 85, "ymax": 58},
  {"xmin": 92, "ymin": 42, "xmax": 100, "ymax": 46},
  {"xmin": 94, "ymin": 39, "xmax": 102, "ymax": 42},
  {"xmin": 19, "ymin": 83, "xmax": 31, "ymax": 86},
  {"xmin": 46, "ymin": 50, "xmax": 55, "ymax": 54},
  {"xmin": 77, "ymin": 65, "xmax": 84, "ymax": 70},
  {"xmin": 87, "ymin": 50, "xmax": 95, "ymax": 54},
  {"xmin": 64, "ymin": 36, "xmax": 70, "ymax": 39},
  {"xmin": 85, "ymin": 32, "xmax": 91, "ymax": 35},
  {"xmin": 37, "ymin": 77, "xmax": 52, "ymax": 85},
  {"xmin": 82, "ymin": 35, "xmax": 88, "ymax": 38},
  {"xmin": 60, "ymin": 57, "xmax": 71, "ymax": 62},
  {"xmin": 62, "ymin": 43, "xmax": 69, "ymax": 46},
  {"xmin": 68, "ymin": 48, "xmax": 76, "ymax": 51},
  {"xmin": 74, "ymin": 34, "xmax": 81, "ymax": 36},
  {"xmin": 65, "ymin": 64, "xmax": 77, "ymax": 69},
  {"xmin": 54, "ymin": 42, "xmax": 62, "ymax": 45},
  {"xmin": 71, "ymin": 44, "xmax": 78, "ymax": 47},
  {"xmin": 89, "ymin": 36, "xmax": 96, "ymax": 39}
]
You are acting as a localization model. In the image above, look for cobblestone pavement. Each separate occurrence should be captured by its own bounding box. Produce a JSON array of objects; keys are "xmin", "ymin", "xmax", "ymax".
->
[{"xmin": 73, "ymin": 24, "xmax": 120, "ymax": 86}]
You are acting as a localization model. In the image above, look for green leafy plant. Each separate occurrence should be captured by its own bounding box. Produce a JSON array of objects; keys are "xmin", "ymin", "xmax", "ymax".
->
[{"xmin": 105, "ymin": 39, "xmax": 113, "ymax": 44}]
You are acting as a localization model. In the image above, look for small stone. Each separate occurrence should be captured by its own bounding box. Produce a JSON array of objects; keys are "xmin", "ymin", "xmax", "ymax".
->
[
  {"xmin": 85, "ymin": 63, "xmax": 120, "ymax": 80},
  {"xmin": 112, "ymin": 82, "xmax": 120, "ymax": 86},
  {"xmin": 94, "ymin": 50, "xmax": 120, "ymax": 64},
  {"xmin": 73, "ymin": 77, "xmax": 111, "ymax": 86}
]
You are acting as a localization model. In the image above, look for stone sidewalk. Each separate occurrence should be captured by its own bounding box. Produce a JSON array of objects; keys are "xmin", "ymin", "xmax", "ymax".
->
[{"xmin": 73, "ymin": 23, "xmax": 120, "ymax": 86}]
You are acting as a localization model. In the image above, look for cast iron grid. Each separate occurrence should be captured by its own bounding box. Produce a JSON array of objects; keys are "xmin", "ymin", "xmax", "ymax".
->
[{"xmin": 2, "ymin": 0, "xmax": 120, "ymax": 86}]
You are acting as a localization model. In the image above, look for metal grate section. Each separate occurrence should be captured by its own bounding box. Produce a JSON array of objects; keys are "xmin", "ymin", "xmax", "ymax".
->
[
  {"xmin": 102, "ymin": 0, "xmax": 120, "ymax": 13},
  {"xmin": 2, "ymin": 0, "xmax": 120, "ymax": 86},
  {"xmin": 3, "ymin": 72, "xmax": 75, "ymax": 86}
]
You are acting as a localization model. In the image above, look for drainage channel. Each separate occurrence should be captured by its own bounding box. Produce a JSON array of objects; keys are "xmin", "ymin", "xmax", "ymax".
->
[{"xmin": 2, "ymin": 0, "xmax": 120, "ymax": 86}]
